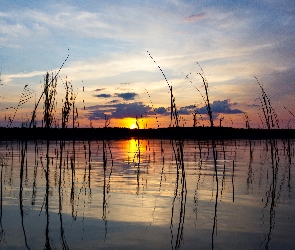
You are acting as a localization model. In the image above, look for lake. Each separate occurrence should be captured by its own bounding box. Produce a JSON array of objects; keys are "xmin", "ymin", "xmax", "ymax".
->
[{"xmin": 0, "ymin": 138, "xmax": 294, "ymax": 249}]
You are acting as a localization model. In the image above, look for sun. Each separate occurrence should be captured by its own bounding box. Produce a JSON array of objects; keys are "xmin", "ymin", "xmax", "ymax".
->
[
  {"xmin": 130, "ymin": 123, "xmax": 138, "ymax": 129},
  {"xmin": 120, "ymin": 118, "xmax": 138, "ymax": 129}
]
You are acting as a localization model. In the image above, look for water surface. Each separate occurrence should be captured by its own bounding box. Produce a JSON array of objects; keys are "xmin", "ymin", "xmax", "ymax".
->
[{"xmin": 0, "ymin": 138, "xmax": 294, "ymax": 249}]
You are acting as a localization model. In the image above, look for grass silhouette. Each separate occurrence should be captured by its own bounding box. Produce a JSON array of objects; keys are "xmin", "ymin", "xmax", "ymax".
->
[{"xmin": 30, "ymin": 51, "xmax": 69, "ymax": 128}]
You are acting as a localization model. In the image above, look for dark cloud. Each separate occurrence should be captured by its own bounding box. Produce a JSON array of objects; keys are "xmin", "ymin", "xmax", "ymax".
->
[
  {"xmin": 94, "ymin": 94, "xmax": 111, "ymax": 98},
  {"xmin": 154, "ymin": 107, "xmax": 169, "ymax": 115},
  {"xmin": 112, "ymin": 102, "xmax": 151, "ymax": 118},
  {"xmin": 116, "ymin": 92, "xmax": 138, "ymax": 100},
  {"xmin": 198, "ymin": 100, "xmax": 243, "ymax": 114},
  {"xmin": 87, "ymin": 100, "xmax": 242, "ymax": 121},
  {"xmin": 178, "ymin": 107, "xmax": 194, "ymax": 115},
  {"xmin": 94, "ymin": 88, "xmax": 105, "ymax": 92},
  {"xmin": 88, "ymin": 111, "xmax": 106, "ymax": 120},
  {"xmin": 109, "ymin": 100, "xmax": 119, "ymax": 103},
  {"xmin": 176, "ymin": 100, "xmax": 243, "ymax": 116},
  {"xmin": 178, "ymin": 104, "xmax": 199, "ymax": 115},
  {"xmin": 210, "ymin": 100, "xmax": 243, "ymax": 114},
  {"xmin": 88, "ymin": 102, "xmax": 153, "ymax": 120},
  {"xmin": 183, "ymin": 105, "xmax": 196, "ymax": 109}
]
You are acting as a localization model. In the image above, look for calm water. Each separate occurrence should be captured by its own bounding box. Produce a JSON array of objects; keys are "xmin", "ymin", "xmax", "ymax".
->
[{"xmin": 0, "ymin": 138, "xmax": 294, "ymax": 249}]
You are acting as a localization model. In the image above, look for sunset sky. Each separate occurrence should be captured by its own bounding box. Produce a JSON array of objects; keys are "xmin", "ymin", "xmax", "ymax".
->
[{"xmin": 1, "ymin": 0, "xmax": 294, "ymax": 129}]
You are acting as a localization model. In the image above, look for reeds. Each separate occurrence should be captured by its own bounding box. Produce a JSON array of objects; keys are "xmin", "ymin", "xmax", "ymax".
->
[
  {"xmin": 43, "ymin": 72, "xmax": 57, "ymax": 129},
  {"xmin": 145, "ymin": 89, "xmax": 160, "ymax": 128},
  {"xmin": 194, "ymin": 64, "xmax": 219, "ymax": 248},
  {"xmin": 147, "ymin": 51, "xmax": 187, "ymax": 249},
  {"xmin": 19, "ymin": 139, "xmax": 30, "ymax": 249},
  {"xmin": 147, "ymin": 51, "xmax": 182, "ymax": 127},
  {"xmin": 30, "ymin": 51, "xmax": 69, "ymax": 128},
  {"xmin": 244, "ymin": 113, "xmax": 251, "ymax": 129},
  {"xmin": 8, "ymin": 85, "xmax": 34, "ymax": 128},
  {"xmin": 61, "ymin": 78, "xmax": 71, "ymax": 129},
  {"xmin": 0, "ymin": 158, "xmax": 5, "ymax": 246},
  {"xmin": 190, "ymin": 63, "xmax": 215, "ymax": 128},
  {"xmin": 61, "ymin": 78, "xmax": 77, "ymax": 129},
  {"xmin": 254, "ymin": 78, "xmax": 282, "ymax": 248},
  {"xmin": 256, "ymin": 77, "xmax": 279, "ymax": 129}
]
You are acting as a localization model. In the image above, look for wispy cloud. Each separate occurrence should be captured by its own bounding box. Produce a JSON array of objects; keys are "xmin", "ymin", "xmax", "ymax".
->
[
  {"xmin": 181, "ymin": 12, "xmax": 207, "ymax": 23},
  {"xmin": 3, "ymin": 70, "xmax": 46, "ymax": 83}
]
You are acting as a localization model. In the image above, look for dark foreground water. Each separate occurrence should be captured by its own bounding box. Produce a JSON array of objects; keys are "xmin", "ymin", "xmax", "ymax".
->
[{"xmin": 0, "ymin": 138, "xmax": 294, "ymax": 249}]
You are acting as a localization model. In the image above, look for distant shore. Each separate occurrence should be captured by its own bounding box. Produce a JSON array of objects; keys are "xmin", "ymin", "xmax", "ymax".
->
[{"xmin": 0, "ymin": 127, "xmax": 295, "ymax": 140}]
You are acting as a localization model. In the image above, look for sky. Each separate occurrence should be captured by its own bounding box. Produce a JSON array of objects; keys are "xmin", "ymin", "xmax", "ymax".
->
[{"xmin": 0, "ymin": 0, "xmax": 295, "ymax": 129}]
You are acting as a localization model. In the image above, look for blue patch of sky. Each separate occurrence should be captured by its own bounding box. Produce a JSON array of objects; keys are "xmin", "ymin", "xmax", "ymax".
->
[{"xmin": 1, "ymin": 0, "xmax": 46, "ymax": 10}]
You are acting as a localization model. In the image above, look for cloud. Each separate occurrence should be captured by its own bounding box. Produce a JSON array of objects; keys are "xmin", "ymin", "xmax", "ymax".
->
[
  {"xmin": 174, "ymin": 105, "xmax": 197, "ymax": 115},
  {"xmin": 181, "ymin": 12, "xmax": 207, "ymax": 23},
  {"xmin": 88, "ymin": 102, "xmax": 153, "ymax": 120},
  {"xmin": 115, "ymin": 92, "xmax": 138, "ymax": 100},
  {"xmin": 247, "ymin": 104, "xmax": 260, "ymax": 107},
  {"xmin": 199, "ymin": 100, "xmax": 243, "ymax": 114},
  {"xmin": 109, "ymin": 100, "xmax": 119, "ymax": 103},
  {"xmin": 178, "ymin": 106, "xmax": 194, "ymax": 115},
  {"xmin": 88, "ymin": 111, "xmax": 106, "ymax": 120},
  {"xmin": 175, "ymin": 100, "xmax": 243, "ymax": 116},
  {"xmin": 3, "ymin": 70, "xmax": 46, "ymax": 83},
  {"xmin": 154, "ymin": 107, "xmax": 169, "ymax": 115},
  {"xmin": 94, "ymin": 94, "xmax": 111, "ymax": 98},
  {"xmin": 112, "ymin": 102, "xmax": 151, "ymax": 118},
  {"xmin": 94, "ymin": 88, "xmax": 105, "ymax": 91}
]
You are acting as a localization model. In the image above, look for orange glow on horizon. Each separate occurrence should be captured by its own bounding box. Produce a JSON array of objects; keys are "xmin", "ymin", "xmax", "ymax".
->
[{"xmin": 117, "ymin": 117, "xmax": 138, "ymax": 129}]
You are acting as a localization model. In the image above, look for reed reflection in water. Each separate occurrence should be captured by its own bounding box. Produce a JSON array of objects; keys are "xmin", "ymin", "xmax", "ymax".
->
[{"xmin": 0, "ymin": 138, "xmax": 294, "ymax": 249}]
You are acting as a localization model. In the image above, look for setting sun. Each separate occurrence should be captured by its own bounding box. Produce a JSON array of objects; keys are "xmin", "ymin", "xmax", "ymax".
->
[
  {"xmin": 117, "ymin": 118, "xmax": 138, "ymax": 129},
  {"xmin": 130, "ymin": 123, "xmax": 137, "ymax": 129}
]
